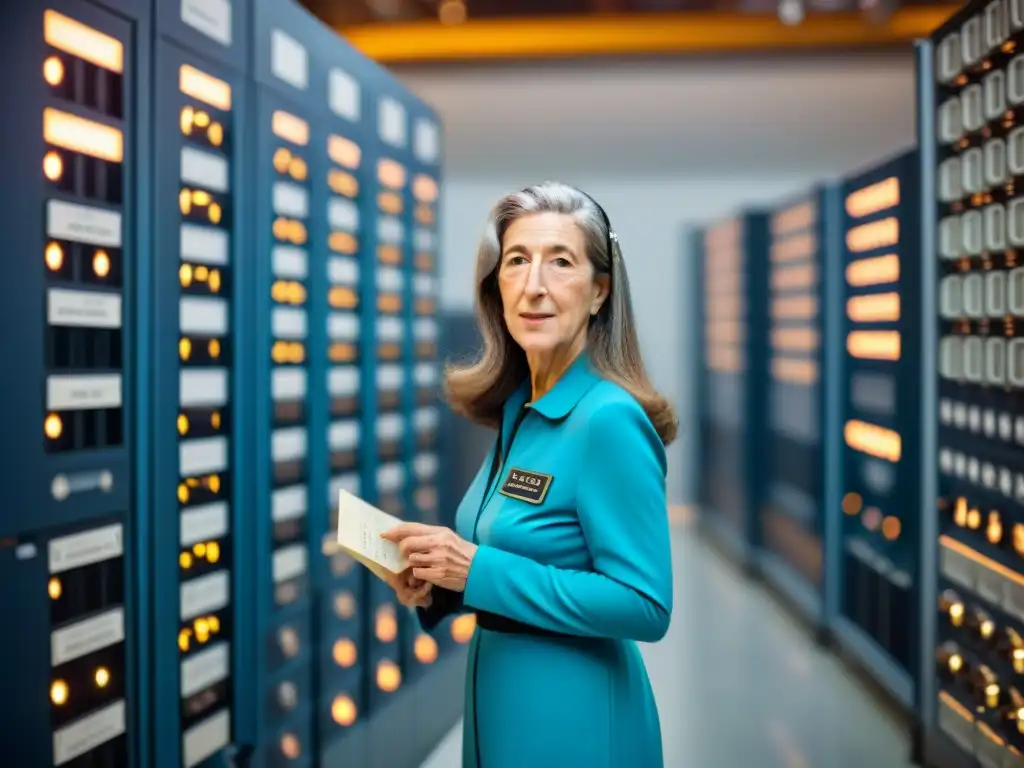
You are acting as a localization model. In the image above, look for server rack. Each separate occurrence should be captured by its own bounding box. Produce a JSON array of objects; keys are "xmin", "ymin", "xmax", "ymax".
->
[
  {"xmin": 0, "ymin": 2, "xmax": 150, "ymax": 765},
  {"xmin": 149, "ymin": 1, "xmax": 252, "ymax": 765},
  {"xmin": 696, "ymin": 212, "xmax": 771, "ymax": 569},
  {"xmin": 313, "ymin": 21, "xmax": 373, "ymax": 765},
  {"xmin": 921, "ymin": 5, "xmax": 1024, "ymax": 765},
  {"xmin": 834, "ymin": 149, "xmax": 924, "ymax": 714},
  {"xmin": 759, "ymin": 187, "xmax": 842, "ymax": 636},
  {"xmin": 250, "ymin": 1, "xmax": 328, "ymax": 762}
]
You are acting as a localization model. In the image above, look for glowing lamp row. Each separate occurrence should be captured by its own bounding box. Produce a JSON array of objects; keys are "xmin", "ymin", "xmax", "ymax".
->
[
  {"xmin": 938, "ymin": 138, "xmax": 1024, "ymax": 205},
  {"xmin": 937, "ymin": 63, "xmax": 1024, "ymax": 146},
  {"xmin": 935, "ymin": 6, "xmax": 1019, "ymax": 85},
  {"xmin": 940, "ymin": 201, "xmax": 1024, "ymax": 258},
  {"xmin": 939, "ymin": 334, "xmax": 1024, "ymax": 386},
  {"xmin": 940, "ymin": 269, "xmax": 1024, "ymax": 319}
]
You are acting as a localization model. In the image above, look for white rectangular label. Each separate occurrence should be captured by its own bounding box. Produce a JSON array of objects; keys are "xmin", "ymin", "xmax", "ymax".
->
[
  {"xmin": 415, "ymin": 453, "xmax": 439, "ymax": 478},
  {"xmin": 273, "ymin": 181, "xmax": 309, "ymax": 218},
  {"xmin": 272, "ymin": 245, "xmax": 308, "ymax": 279},
  {"xmin": 181, "ymin": 0, "xmax": 232, "ymax": 46},
  {"xmin": 328, "ymin": 197, "xmax": 359, "ymax": 231},
  {"xmin": 377, "ymin": 462, "xmax": 404, "ymax": 491},
  {"xmin": 329, "ymin": 420, "xmax": 359, "ymax": 451},
  {"xmin": 378, "ymin": 216, "xmax": 403, "ymax": 244},
  {"xmin": 415, "ymin": 362, "xmax": 439, "ymax": 386},
  {"xmin": 180, "ymin": 296, "xmax": 229, "ymax": 335},
  {"xmin": 272, "ymin": 427, "xmax": 307, "ymax": 462},
  {"xmin": 273, "ymin": 307, "xmax": 307, "ymax": 340},
  {"xmin": 414, "ymin": 118, "xmax": 440, "ymax": 163},
  {"xmin": 328, "ymin": 312, "xmax": 359, "ymax": 341},
  {"xmin": 53, "ymin": 700, "xmax": 126, "ymax": 766},
  {"xmin": 272, "ymin": 485, "xmax": 307, "ymax": 522},
  {"xmin": 329, "ymin": 68, "xmax": 360, "ymax": 121},
  {"xmin": 47, "ymin": 199, "xmax": 122, "ymax": 247},
  {"xmin": 272, "ymin": 368, "xmax": 306, "ymax": 401},
  {"xmin": 48, "ymin": 288, "xmax": 122, "ymax": 329},
  {"xmin": 271, "ymin": 28, "xmax": 308, "ymax": 91},
  {"xmin": 181, "ymin": 223, "xmax": 229, "ymax": 266},
  {"xmin": 273, "ymin": 544, "xmax": 307, "ymax": 583},
  {"xmin": 377, "ymin": 266, "xmax": 403, "ymax": 292},
  {"xmin": 378, "ymin": 97, "xmax": 407, "ymax": 147},
  {"xmin": 181, "ymin": 642, "xmax": 230, "ymax": 699},
  {"xmin": 180, "ymin": 369, "xmax": 228, "ymax": 408},
  {"xmin": 415, "ymin": 407, "xmax": 439, "ymax": 432},
  {"xmin": 377, "ymin": 317, "xmax": 403, "ymax": 341},
  {"xmin": 182, "ymin": 708, "xmax": 231, "ymax": 768},
  {"xmin": 414, "ymin": 228, "xmax": 435, "ymax": 252},
  {"xmin": 181, "ymin": 146, "xmax": 229, "ymax": 193},
  {"xmin": 51, "ymin": 607, "xmax": 125, "ymax": 667},
  {"xmin": 377, "ymin": 413, "xmax": 404, "ymax": 440},
  {"xmin": 377, "ymin": 364, "xmax": 403, "ymax": 390},
  {"xmin": 180, "ymin": 436, "xmax": 229, "ymax": 477},
  {"xmin": 49, "ymin": 524, "xmax": 123, "ymax": 574},
  {"xmin": 414, "ymin": 273, "xmax": 435, "ymax": 296},
  {"xmin": 415, "ymin": 318, "xmax": 437, "ymax": 340},
  {"xmin": 329, "ymin": 473, "xmax": 360, "ymax": 502},
  {"xmin": 328, "ymin": 366, "xmax": 360, "ymax": 396},
  {"xmin": 47, "ymin": 374, "xmax": 122, "ymax": 411},
  {"xmin": 181, "ymin": 570, "xmax": 230, "ymax": 620},
  {"xmin": 180, "ymin": 501, "xmax": 229, "ymax": 547},
  {"xmin": 328, "ymin": 256, "xmax": 359, "ymax": 285}
]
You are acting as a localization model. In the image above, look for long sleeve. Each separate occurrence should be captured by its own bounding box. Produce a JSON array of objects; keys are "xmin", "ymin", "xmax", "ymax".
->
[
  {"xmin": 415, "ymin": 586, "xmax": 466, "ymax": 632},
  {"xmin": 462, "ymin": 398, "xmax": 673, "ymax": 643}
]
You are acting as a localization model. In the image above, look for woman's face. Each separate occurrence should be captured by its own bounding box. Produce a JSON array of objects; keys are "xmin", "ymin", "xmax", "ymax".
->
[{"xmin": 497, "ymin": 212, "xmax": 609, "ymax": 360}]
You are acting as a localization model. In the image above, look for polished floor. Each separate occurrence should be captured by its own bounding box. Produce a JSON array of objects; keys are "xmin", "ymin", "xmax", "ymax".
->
[{"xmin": 420, "ymin": 510, "xmax": 913, "ymax": 768}]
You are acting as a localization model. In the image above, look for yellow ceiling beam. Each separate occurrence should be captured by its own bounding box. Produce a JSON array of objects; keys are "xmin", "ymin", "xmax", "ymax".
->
[{"xmin": 340, "ymin": 7, "xmax": 959, "ymax": 64}]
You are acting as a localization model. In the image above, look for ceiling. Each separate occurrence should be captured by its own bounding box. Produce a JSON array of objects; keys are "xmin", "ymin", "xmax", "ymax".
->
[
  {"xmin": 298, "ymin": 0, "xmax": 942, "ymax": 28},
  {"xmin": 392, "ymin": 54, "xmax": 917, "ymax": 180}
]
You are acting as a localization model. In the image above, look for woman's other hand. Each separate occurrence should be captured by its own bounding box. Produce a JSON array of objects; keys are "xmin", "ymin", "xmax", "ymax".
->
[
  {"xmin": 385, "ymin": 568, "xmax": 434, "ymax": 608},
  {"xmin": 382, "ymin": 522, "xmax": 479, "ymax": 593}
]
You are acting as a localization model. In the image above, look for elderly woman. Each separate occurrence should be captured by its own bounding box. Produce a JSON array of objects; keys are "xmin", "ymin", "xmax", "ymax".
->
[{"xmin": 382, "ymin": 181, "xmax": 677, "ymax": 768}]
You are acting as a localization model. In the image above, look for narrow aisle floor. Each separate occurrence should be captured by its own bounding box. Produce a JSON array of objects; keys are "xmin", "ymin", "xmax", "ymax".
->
[{"xmin": 421, "ymin": 513, "xmax": 913, "ymax": 768}]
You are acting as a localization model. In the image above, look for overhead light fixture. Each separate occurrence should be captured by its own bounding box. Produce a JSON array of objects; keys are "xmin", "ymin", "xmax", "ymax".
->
[
  {"xmin": 778, "ymin": 0, "xmax": 805, "ymax": 25},
  {"xmin": 438, "ymin": 0, "xmax": 467, "ymax": 24}
]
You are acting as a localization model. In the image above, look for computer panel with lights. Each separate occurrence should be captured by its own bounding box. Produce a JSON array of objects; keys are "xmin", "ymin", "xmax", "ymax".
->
[
  {"xmin": 0, "ymin": 2, "xmax": 150, "ymax": 765},
  {"xmin": 148, "ymin": 2, "xmax": 253, "ymax": 766},
  {"xmin": 696, "ymin": 212, "xmax": 771, "ymax": 568},
  {"xmin": 834, "ymin": 149, "xmax": 923, "ymax": 714},
  {"xmin": 759, "ymin": 187, "xmax": 842, "ymax": 635},
  {"xmin": 250, "ymin": 2, "xmax": 329, "ymax": 764},
  {"xmin": 920, "ymin": 5, "xmax": 1024, "ymax": 764},
  {"xmin": 313, "ymin": 31, "xmax": 373, "ymax": 763}
]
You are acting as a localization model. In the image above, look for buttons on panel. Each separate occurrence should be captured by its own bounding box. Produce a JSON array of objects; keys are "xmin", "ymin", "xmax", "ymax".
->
[
  {"xmin": 370, "ymin": 462, "xmax": 405, "ymax": 700},
  {"xmin": 932, "ymin": 11, "xmax": 1024, "ymax": 758},
  {"xmin": 175, "ymin": 62, "xmax": 236, "ymax": 766},
  {"xmin": 39, "ymin": 11, "xmax": 130, "ymax": 764},
  {"xmin": 48, "ymin": 524, "xmax": 129, "ymax": 766},
  {"xmin": 268, "ymin": 108, "xmax": 311, "ymax": 615},
  {"xmin": 840, "ymin": 171, "xmax": 911, "ymax": 671},
  {"xmin": 43, "ymin": 10, "xmax": 127, "ymax": 456}
]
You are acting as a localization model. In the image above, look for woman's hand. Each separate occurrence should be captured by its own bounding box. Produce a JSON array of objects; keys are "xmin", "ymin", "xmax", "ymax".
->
[
  {"xmin": 385, "ymin": 568, "xmax": 434, "ymax": 609},
  {"xmin": 382, "ymin": 522, "xmax": 479, "ymax": 593}
]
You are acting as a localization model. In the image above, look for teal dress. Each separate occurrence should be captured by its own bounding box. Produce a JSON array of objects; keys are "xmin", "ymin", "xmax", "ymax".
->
[{"xmin": 418, "ymin": 354, "xmax": 673, "ymax": 768}]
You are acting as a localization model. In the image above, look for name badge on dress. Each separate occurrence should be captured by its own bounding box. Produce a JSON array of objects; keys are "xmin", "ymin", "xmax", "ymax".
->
[{"xmin": 499, "ymin": 468, "xmax": 553, "ymax": 505}]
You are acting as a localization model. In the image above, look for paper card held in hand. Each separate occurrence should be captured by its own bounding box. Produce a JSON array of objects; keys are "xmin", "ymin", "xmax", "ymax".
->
[{"xmin": 335, "ymin": 488, "xmax": 408, "ymax": 582}]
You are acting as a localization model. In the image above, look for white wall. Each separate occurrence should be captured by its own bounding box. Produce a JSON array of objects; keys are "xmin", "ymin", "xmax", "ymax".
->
[{"xmin": 395, "ymin": 55, "xmax": 919, "ymax": 503}]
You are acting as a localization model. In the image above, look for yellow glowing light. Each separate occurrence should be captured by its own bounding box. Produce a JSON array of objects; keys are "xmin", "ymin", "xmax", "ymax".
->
[
  {"xmin": 280, "ymin": 734, "xmax": 301, "ymax": 759},
  {"xmin": 44, "ymin": 413, "xmax": 62, "ymax": 439},
  {"xmin": 333, "ymin": 638, "xmax": 358, "ymax": 667},
  {"xmin": 43, "ymin": 56, "xmax": 64, "ymax": 86},
  {"xmin": 207, "ymin": 122, "xmax": 223, "ymax": 147},
  {"xmin": 179, "ymin": 337, "xmax": 192, "ymax": 360},
  {"xmin": 94, "ymin": 667, "xmax": 110, "ymax": 688},
  {"xmin": 208, "ymin": 339, "xmax": 220, "ymax": 358},
  {"xmin": 93, "ymin": 250, "xmax": 110, "ymax": 278},
  {"xmin": 179, "ymin": 64, "xmax": 231, "ymax": 110},
  {"xmin": 178, "ymin": 629, "xmax": 191, "ymax": 652},
  {"xmin": 44, "ymin": 151, "xmax": 63, "ymax": 181},
  {"xmin": 331, "ymin": 695, "xmax": 357, "ymax": 726},
  {"xmin": 50, "ymin": 680, "xmax": 69, "ymax": 706},
  {"xmin": 45, "ymin": 242, "xmax": 63, "ymax": 271},
  {"xmin": 376, "ymin": 660, "xmax": 402, "ymax": 692},
  {"xmin": 451, "ymin": 614, "xmax": 477, "ymax": 643},
  {"xmin": 180, "ymin": 106, "xmax": 194, "ymax": 135},
  {"xmin": 844, "ymin": 419, "xmax": 901, "ymax": 462},
  {"xmin": 414, "ymin": 634, "xmax": 438, "ymax": 663},
  {"xmin": 272, "ymin": 110, "xmax": 310, "ymax": 146},
  {"xmin": 377, "ymin": 158, "xmax": 407, "ymax": 189},
  {"xmin": 845, "ymin": 177, "xmax": 900, "ymax": 218},
  {"xmin": 44, "ymin": 10, "xmax": 124, "ymax": 73},
  {"xmin": 48, "ymin": 577, "xmax": 62, "ymax": 600}
]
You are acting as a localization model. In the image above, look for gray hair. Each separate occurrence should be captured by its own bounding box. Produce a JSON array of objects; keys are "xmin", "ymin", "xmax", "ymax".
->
[{"xmin": 444, "ymin": 181, "xmax": 677, "ymax": 445}]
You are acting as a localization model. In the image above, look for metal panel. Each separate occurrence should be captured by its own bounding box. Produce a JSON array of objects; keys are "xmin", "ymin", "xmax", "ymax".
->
[
  {"xmin": 250, "ymin": 1, "xmax": 327, "ymax": 763},
  {"xmin": 696, "ymin": 211, "xmax": 770, "ymax": 568},
  {"xmin": 0, "ymin": 1, "xmax": 149, "ymax": 765},
  {"xmin": 149, "ymin": 14, "xmax": 250, "ymax": 763},
  {"xmin": 921, "ymin": 2, "xmax": 1024, "ymax": 764},
  {"xmin": 759, "ymin": 186, "xmax": 838, "ymax": 628},
  {"xmin": 836, "ymin": 148, "xmax": 921, "ymax": 711}
]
